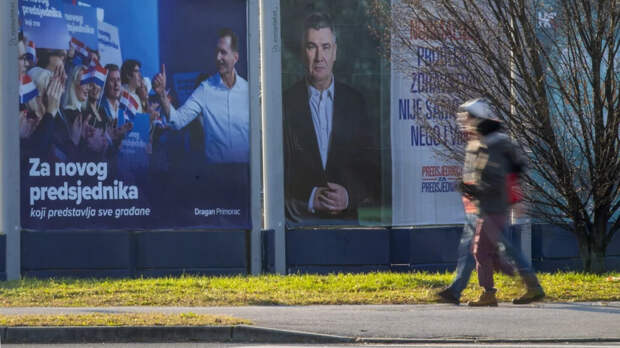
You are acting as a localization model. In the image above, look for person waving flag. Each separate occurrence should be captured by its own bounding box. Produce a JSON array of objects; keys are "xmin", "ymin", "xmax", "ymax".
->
[
  {"xmin": 85, "ymin": 58, "xmax": 108, "ymax": 87},
  {"xmin": 119, "ymin": 89, "xmax": 139, "ymax": 124}
]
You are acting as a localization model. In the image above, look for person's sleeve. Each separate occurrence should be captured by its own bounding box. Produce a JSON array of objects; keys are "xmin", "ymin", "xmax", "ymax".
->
[
  {"xmin": 308, "ymin": 187, "xmax": 318, "ymax": 213},
  {"xmin": 509, "ymin": 140, "xmax": 528, "ymax": 175},
  {"xmin": 168, "ymin": 85, "xmax": 203, "ymax": 129}
]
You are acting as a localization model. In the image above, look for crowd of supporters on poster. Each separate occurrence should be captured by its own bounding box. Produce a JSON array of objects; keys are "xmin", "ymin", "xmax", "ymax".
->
[{"xmin": 18, "ymin": 0, "xmax": 251, "ymax": 229}]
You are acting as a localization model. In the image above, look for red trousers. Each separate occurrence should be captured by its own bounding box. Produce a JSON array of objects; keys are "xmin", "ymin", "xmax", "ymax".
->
[{"xmin": 473, "ymin": 213, "xmax": 510, "ymax": 291}]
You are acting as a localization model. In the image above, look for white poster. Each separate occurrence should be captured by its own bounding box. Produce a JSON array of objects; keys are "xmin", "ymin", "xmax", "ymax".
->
[
  {"xmin": 97, "ymin": 21, "xmax": 122, "ymax": 67},
  {"xmin": 390, "ymin": 2, "xmax": 467, "ymax": 225}
]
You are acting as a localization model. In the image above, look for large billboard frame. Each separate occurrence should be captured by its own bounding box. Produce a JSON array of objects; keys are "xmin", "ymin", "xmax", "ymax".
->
[{"xmin": 2, "ymin": 0, "xmax": 263, "ymax": 279}]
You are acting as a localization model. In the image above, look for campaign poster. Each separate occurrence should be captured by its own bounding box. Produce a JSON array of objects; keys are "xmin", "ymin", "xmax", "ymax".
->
[
  {"xmin": 20, "ymin": 0, "xmax": 71, "ymax": 50},
  {"xmin": 97, "ymin": 21, "xmax": 122, "ymax": 68},
  {"xmin": 280, "ymin": 0, "xmax": 389, "ymax": 227},
  {"xmin": 62, "ymin": 2, "xmax": 98, "ymax": 50},
  {"xmin": 18, "ymin": 0, "xmax": 251, "ymax": 230},
  {"xmin": 390, "ymin": 0, "xmax": 468, "ymax": 225}
]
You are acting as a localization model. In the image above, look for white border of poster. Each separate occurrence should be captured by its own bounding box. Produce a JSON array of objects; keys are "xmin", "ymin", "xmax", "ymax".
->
[{"xmin": 390, "ymin": 0, "xmax": 465, "ymax": 226}]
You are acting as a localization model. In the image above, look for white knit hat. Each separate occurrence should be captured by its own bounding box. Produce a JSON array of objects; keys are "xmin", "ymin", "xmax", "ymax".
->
[{"xmin": 457, "ymin": 98, "xmax": 499, "ymax": 121}]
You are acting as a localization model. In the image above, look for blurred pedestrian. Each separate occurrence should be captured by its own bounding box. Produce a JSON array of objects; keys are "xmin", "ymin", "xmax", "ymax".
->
[{"xmin": 438, "ymin": 98, "xmax": 544, "ymax": 306}]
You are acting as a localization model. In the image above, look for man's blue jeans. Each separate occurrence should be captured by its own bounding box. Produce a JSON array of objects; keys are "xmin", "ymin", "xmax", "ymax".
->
[{"xmin": 446, "ymin": 213, "xmax": 535, "ymax": 299}]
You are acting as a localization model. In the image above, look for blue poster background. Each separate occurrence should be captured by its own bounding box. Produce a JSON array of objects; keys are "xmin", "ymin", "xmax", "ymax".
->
[
  {"xmin": 173, "ymin": 72, "xmax": 201, "ymax": 105},
  {"xmin": 19, "ymin": 0, "xmax": 251, "ymax": 230}
]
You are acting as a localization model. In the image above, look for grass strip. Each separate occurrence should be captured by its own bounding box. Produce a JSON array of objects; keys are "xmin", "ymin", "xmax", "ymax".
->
[
  {"xmin": 0, "ymin": 272, "xmax": 617, "ymax": 307},
  {"xmin": 0, "ymin": 312, "xmax": 252, "ymax": 327}
]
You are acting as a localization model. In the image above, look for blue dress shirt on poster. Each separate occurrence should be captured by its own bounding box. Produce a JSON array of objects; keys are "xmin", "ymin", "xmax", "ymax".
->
[{"xmin": 168, "ymin": 71, "xmax": 249, "ymax": 163}]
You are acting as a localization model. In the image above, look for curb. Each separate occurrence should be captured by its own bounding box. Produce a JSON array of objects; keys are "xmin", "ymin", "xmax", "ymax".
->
[
  {"xmin": 0, "ymin": 325, "xmax": 354, "ymax": 344},
  {"xmin": 1, "ymin": 325, "xmax": 620, "ymax": 344}
]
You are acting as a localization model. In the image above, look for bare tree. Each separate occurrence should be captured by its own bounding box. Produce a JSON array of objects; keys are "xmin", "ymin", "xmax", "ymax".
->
[{"xmin": 371, "ymin": 0, "xmax": 619, "ymax": 273}]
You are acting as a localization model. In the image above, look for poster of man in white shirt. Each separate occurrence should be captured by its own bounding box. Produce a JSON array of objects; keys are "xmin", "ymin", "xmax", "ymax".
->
[
  {"xmin": 153, "ymin": 28, "xmax": 249, "ymax": 164},
  {"xmin": 151, "ymin": 27, "xmax": 250, "ymax": 228}
]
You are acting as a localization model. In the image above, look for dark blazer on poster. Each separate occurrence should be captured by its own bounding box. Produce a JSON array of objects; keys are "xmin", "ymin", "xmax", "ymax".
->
[{"xmin": 283, "ymin": 79, "xmax": 380, "ymax": 224}]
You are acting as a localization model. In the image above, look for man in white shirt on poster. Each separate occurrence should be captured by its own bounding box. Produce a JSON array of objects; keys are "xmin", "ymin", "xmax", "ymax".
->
[{"xmin": 152, "ymin": 28, "xmax": 249, "ymax": 163}]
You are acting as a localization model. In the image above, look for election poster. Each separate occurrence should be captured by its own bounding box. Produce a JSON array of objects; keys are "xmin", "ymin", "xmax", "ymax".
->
[
  {"xmin": 20, "ymin": 0, "xmax": 71, "ymax": 50},
  {"xmin": 390, "ymin": 0, "xmax": 467, "ymax": 225},
  {"xmin": 18, "ymin": 0, "xmax": 251, "ymax": 230},
  {"xmin": 96, "ymin": 21, "xmax": 122, "ymax": 68},
  {"xmin": 62, "ymin": 2, "xmax": 98, "ymax": 50},
  {"xmin": 279, "ymin": 0, "xmax": 472, "ymax": 227},
  {"xmin": 280, "ymin": 0, "xmax": 389, "ymax": 227}
]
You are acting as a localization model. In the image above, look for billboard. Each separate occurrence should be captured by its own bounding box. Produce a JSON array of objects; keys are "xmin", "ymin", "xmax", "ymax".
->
[
  {"xmin": 280, "ymin": 0, "xmax": 467, "ymax": 227},
  {"xmin": 280, "ymin": 1, "xmax": 387, "ymax": 227},
  {"xmin": 390, "ymin": 0, "xmax": 467, "ymax": 225},
  {"xmin": 18, "ymin": 0, "xmax": 251, "ymax": 230}
]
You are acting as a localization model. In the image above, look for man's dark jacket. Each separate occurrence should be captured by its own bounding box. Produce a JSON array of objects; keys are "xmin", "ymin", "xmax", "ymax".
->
[{"xmin": 282, "ymin": 79, "xmax": 380, "ymax": 223}]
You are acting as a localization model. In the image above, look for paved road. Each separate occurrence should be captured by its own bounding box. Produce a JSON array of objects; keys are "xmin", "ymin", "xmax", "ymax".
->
[
  {"xmin": 3, "ymin": 343, "xmax": 620, "ymax": 347},
  {"xmin": 1, "ymin": 302, "xmax": 619, "ymax": 341}
]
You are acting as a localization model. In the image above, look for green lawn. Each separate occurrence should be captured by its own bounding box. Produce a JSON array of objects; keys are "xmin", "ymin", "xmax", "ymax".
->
[{"xmin": 0, "ymin": 272, "xmax": 618, "ymax": 307}]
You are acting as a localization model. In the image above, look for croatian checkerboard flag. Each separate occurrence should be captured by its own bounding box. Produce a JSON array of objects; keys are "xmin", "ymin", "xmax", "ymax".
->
[
  {"xmin": 85, "ymin": 59, "xmax": 107, "ymax": 87},
  {"xmin": 25, "ymin": 40, "xmax": 36, "ymax": 64},
  {"xmin": 70, "ymin": 37, "xmax": 90, "ymax": 64},
  {"xmin": 119, "ymin": 90, "xmax": 139, "ymax": 120},
  {"xmin": 19, "ymin": 74, "xmax": 38, "ymax": 105}
]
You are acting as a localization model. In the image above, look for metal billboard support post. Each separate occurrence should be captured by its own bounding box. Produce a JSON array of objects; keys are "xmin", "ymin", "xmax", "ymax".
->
[
  {"xmin": 259, "ymin": 0, "xmax": 286, "ymax": 274},
  {"xmin": 1, "ymin": 0, "xmax": 21, "ymax": 280},
  {"xmin": 510, "ymin": 17, "xmax": 532, "ymax": 266},
  {"xmin": 248, "ymin": 0, "xmax": 263, "ymax": 275}
]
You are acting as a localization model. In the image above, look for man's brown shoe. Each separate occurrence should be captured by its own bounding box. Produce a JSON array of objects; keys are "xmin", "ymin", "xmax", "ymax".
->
[{"xmin": 468, "ymin": 290, "xmax": 498, "ymax": 307}]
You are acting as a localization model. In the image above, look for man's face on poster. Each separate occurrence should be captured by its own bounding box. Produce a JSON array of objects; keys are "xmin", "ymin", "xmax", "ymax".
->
[
  {"xmin": 304, "ymin": 27, "xmax": 337, "ymax": 89},
  {"xmin": 106, "ymin": 70, "xmax": 122, "ymax": 100},
  {"xmin": 216, "ymin": 35, "xmax": 238, "ymax": 77}
]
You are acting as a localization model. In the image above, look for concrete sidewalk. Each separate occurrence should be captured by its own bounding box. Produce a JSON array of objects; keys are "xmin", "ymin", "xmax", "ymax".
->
[{"xmin": 1, "ymin": 302, "xmax": 619, "ymax": 343}]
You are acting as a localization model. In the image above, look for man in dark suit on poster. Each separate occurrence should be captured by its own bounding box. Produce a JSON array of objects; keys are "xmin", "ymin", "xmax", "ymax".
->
[{"xmin": 283, "ymin": 12, "xmax": 380, "ymax": 224}]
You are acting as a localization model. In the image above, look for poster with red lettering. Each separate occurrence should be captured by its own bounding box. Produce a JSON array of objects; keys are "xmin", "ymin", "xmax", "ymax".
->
[{"xmin": 390, "ymin": 0, "xmax": 469, "ymax": 225}]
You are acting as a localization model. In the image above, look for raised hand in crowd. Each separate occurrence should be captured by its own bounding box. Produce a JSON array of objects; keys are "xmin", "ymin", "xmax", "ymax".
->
[
  {"xmin": 107, "ymin": 118, "xmax": 133, "ymax": 148},
  {"xmin": 70, "ymin": 113, "xmax": 88, "ymax": 146},
  {"xmin": 152, "ymin": 64, "xmax": 166, "ymax": 95},
  {"xmin": 83, "ymin": 123, "xmax": 109, "ymax": 155},
  {"xmin": 45, "ymin": 64, "xmax": 66, "ymax": 116},
  {"xmin": 152, "ymin": 64, "xmax": 171, "ymax": 117}
]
